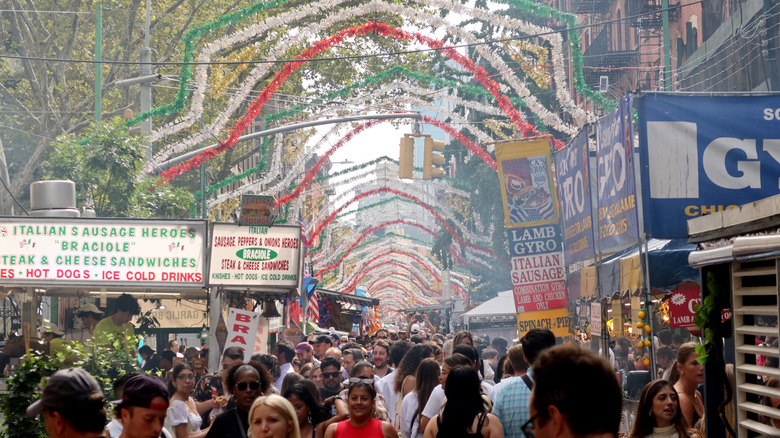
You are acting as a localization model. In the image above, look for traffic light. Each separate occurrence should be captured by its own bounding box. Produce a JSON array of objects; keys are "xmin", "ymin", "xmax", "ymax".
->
[
  {"xmin": 399, "ymin": 136, "xmax": 414, "ymax": 179},
  {"xmin": 423, "ymin": 137, "xmax": 445, "ymax": 180}
]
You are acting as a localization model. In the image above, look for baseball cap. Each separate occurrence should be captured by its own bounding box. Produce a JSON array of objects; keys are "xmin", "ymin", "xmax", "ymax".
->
[
  {"xmin": 117, "ymin": 374, "xmax": 169, "ymax": 410},
  {"xmin": 296, "ymin": 342, "xmax": 313, "ymax": 353},
  {"xmin": 310, "ymin": 335, "xmax": 331, "ymax": 345},
  {"xmin": 410, "ymin": 323, "xmax": 421, "ymax": 333},
  {"xmin": 329, "ymin": 333, "xmax": 341, "ymax": 343},
  {"xmin": 27, "ymin": 368, "xmax": 103, "ymax": 417},
  {"xmin": 78, "ymin": 303, "xmax": 104, "ymax": 316}
]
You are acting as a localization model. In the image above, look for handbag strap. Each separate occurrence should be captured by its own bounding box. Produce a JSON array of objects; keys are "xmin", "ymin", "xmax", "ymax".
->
[{"xmin": 521, "ymin": 374, "xmax": 534, "ymax": 391}]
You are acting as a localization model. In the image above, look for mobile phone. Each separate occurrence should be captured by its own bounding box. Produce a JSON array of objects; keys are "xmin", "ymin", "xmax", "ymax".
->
[{"xmin": 416, "ymin": 314, "xmax": 423, "ymax": 322}]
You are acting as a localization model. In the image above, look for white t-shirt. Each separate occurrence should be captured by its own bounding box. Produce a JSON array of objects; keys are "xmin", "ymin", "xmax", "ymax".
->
[
  {"xmin": 377, "ymin": 372, "xmax": 401, "ymax": 424},
  {"xmin": 401, "ymin": 392, "xmax": 422, "ymax": 438},
  {"xmin": 421, "ymin": 385, "xmax": 445, "ymax": 419}
]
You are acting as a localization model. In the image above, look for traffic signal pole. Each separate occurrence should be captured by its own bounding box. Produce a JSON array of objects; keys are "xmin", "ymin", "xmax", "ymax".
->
[{"xmin": 149, "ymin": 113, "xmax": 422, "ymax": 175}]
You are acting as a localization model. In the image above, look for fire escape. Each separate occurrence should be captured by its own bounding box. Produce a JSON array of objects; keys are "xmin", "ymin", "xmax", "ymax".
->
[
  {"xmin": 582, "ymin": 25, "xmax": 640, "ymax": 90},
  {"xmin": 629, "ymin": 0, "xmax": 681, "ymax": 90}
]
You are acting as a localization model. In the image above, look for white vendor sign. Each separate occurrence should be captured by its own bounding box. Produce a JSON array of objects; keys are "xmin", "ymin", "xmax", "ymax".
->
[
  {"xmin": 209, "ymin": 224, "xmax": 302, "ymax": 289},
  {"xmin": 0, "ymin": 217, "xmax": 207, "ymax": 288}
]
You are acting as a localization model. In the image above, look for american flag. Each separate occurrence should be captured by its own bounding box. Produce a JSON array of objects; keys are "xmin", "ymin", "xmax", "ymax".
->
[
  {"xmin": 508, "ymin": 197, "xmax": 555, "ymax": 224},
  {"xmin": 307, "ymin": 291, "xmax": 319, "ymax": 324}
]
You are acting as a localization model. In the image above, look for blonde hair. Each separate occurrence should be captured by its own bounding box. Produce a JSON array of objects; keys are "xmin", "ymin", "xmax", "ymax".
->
[{"xmin": 248, "ymin": 394, "xmax": 301, "ymax": 438}]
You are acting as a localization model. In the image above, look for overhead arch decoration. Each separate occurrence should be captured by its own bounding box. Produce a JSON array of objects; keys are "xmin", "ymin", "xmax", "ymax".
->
[
  {"xmin": 138, "ymin": 0, "xmax": 598, "ymax": 164},
  {"xmin": 158, "ymin": 20, "xmax": 564, "ymax": 183}
]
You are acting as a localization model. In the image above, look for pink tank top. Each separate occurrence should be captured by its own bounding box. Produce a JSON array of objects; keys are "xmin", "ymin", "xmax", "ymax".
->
[{"xmin": 335, "ymin": 418, "xmax": 383, "ymax": 438}]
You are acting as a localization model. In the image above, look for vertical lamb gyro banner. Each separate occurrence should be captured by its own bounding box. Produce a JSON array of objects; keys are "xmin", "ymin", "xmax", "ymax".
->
[
  {"xmin": 496, "ymin": 138, "xmax": 568, "ymax": 322},
  {"xmin": 209, "ymin": 223, "xmax": 302, "ymax": 288},
  {"xmin": 0, "ymin": 217, "xmax": 206, "ymax": 288}
]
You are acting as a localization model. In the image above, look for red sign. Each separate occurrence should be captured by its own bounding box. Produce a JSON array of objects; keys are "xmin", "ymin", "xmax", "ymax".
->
[{"xmin": 669, "ymin": 288, "xmax": 701, "ymax": 329}]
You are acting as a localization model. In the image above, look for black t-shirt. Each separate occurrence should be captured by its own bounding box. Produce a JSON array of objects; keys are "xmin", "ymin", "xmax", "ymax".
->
[{"xmin": 205, "ymin": 407, "xmax": 249, "ymax": 438}]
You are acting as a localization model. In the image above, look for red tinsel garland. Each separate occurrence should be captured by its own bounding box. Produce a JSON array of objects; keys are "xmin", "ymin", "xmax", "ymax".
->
[
  {"xmin": 337, "ymin": 260, "xmax": 441, "ymax": 297},
  {"xmin": 314, "ymin": 219, "xmax": 437, "ymax": 277},
  {"xmin": 342, "ymin": 249, "xmax": 441, "ymax": 292},
  {"xmin": 161, "ymin": 21, "xmax": 560, "ymax": 183}
]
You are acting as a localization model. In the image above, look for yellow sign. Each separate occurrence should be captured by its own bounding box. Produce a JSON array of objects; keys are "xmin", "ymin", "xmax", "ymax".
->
[
  {"xmin": 495, "ymin": 138, "xmax": 559, "ymax": 229},
  {"xmin": 516, "ymin": 308, "xmax": 570, "ymax": 338}
]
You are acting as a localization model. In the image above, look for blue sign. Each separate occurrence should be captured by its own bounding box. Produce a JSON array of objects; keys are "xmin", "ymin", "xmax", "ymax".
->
[
  {"xmin": 507, "ymin": 223, "xmax": 562, "ymax": 258},
  {"xmin": 554, "ymin": 131, "xmax": 595, "ymax": 264},
  {"xmin": 596, "ymin": 96, "xmax": 640, "ymax": 252},
  {"xmin": 637, "ymin": 93, "xmax": 780, "ymax": 238}
]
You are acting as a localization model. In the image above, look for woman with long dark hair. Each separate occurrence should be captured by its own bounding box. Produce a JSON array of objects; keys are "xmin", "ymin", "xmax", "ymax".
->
[
  {"xmin": 168, "ymin": 363, "xmax": 215, "ymax": 438},
  {"xmin": 423, "ymin": 367, "xmax": 503, "ymax": 438},
  {"xmin": 284, "ymin": 382, "xmax": 332, "ymax": 438},
  {"xmin": 388, "ymin": 344, "xmax": 433, "ymax": 429},
  {"xmin": 629, "ymin": 379, "xmax": 701, "ymax": 438},
  {"xmin": 324, "ymin": 380, "xmax": 397, "ymax": 438},
  {"xmin": 400, "ymin": 358, "xmax": 440, "ymax": 438}
]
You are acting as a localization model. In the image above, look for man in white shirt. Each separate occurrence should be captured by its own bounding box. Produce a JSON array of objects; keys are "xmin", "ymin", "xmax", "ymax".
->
[{"xmin": 273, "ymin": 341, "xmax": 295, "ymax": 391}]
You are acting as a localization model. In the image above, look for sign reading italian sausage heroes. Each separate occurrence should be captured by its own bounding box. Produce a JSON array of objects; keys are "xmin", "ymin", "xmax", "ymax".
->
[
  {"xmin": 637, "ymin": 93, "xmax": 780, "ymax": 238},
  {"xmin": 209, "ymin": 223, "xmax": 302, "ymax": 288},
  {"xmin": 0, "ymin": 217, "xmax": 206, "ymax": 287}
]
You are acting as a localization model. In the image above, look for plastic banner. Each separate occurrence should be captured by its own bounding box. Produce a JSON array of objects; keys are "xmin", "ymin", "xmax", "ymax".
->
[
  {"xmin": 496, "ymin": 138, "xmax": 559, "ymax": 229},
  {"xmin": 637, "ymin": 93, "xmax": 780, "ymax": 238},
  {"xmin": 596, "ymin": 96, "xmax": 639, "ymax": 252},
  {"xmin": 554, "ymin": 130, "xmax": 595, "ymax": 264},
  {"xmin": 224, "ymin": 307, "xmax": 260, "ymax": 361}
]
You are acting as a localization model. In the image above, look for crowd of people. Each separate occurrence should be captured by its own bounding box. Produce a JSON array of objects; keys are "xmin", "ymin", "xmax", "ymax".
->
[{"xmin": 23, "ymin": 311, "xmax": 740, "ymax": 438}]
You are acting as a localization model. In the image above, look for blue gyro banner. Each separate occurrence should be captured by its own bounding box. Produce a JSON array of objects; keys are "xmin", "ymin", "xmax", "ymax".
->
[
  {"xmin": 554, "ymin": 130, "xmax": 595, "ymax": 264},
  {"xmin": 637, "ymin": 93, "xmax": 780, "ymax": 238},
  {"xmin": 596, "ymin": 96, "xmax": 640, "ymax": 252}
]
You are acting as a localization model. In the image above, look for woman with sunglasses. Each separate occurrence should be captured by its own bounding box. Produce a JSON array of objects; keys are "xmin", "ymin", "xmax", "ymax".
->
[
  {"xmin": 629, "ymin": 379, "xmax": 701, "ymax": 438},
  {"xmin": 207, "ymin": 363, "xmax": 272, "ymax": 438},
  {"xmin": 423, "ymin": 366, "xmax": 503, "ymax": 438},
  {"xmin": 168, "ymin": 363, "xmax": 215, "ymax": 438},
  {"xmin": 324, "ymin": 380, "xmax": 398, "ymax": 438}
]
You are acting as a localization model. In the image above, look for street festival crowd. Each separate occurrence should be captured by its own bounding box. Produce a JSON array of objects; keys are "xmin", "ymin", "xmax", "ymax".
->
[{"xmin": 12, "ymin": 293, "xmax": 767, "ymax": 438}]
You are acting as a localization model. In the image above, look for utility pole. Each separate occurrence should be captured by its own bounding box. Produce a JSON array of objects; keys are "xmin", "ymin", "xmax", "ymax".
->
[
  {"xmin": 95, "ymin": 1, "xmax": 102, "ymax": 121},
  {"xmin": 140, "ymin": 0, "xmax": 153, "ymax": 158}
]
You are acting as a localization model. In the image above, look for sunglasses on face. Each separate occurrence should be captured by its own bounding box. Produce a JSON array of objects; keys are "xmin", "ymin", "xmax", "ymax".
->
[
  {"xmin": 322, "ymin": 372, "xmax": 341, "ymax": 379},
  {"xmin": 348, "ymin": 377, "xmax": 374, "ymax": 385},
  {"xmin": 236, "ymin": 381, "xmax": 261, "ymax": 391}
]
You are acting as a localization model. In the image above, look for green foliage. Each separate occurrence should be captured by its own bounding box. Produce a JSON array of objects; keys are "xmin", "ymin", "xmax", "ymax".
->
[
  {"xmin": 0, "ymin": 332, "xmax": 141, "ymax": 438},
  {"xmin": 43, "ymin": 117, "xmax": 191, "ymax": 218},
  {"xmin": 0, "ymin": 352, "xmax": 62, "ymax": 438},
  {"xmin": 45, "ymin": 117, "xmax": 146, "ymax": 217},
  {"xmin": 129, "ymin": 178, "xmax": 193, "ymax": 219},
  {"xmin": 693, "ymin": 270, "xmax": 733, "ymax": 363}
]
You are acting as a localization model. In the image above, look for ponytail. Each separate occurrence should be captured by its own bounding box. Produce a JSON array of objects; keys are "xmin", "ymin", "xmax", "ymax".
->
[{"xmin": 668, "ymin": 360, "xmax": 680, "ymax": 384}]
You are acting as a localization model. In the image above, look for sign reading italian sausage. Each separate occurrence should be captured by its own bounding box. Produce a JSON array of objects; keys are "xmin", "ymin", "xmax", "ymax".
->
[{"xmin": 0, "ymin": 217, "xmax": 206, "ymax": 288}]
